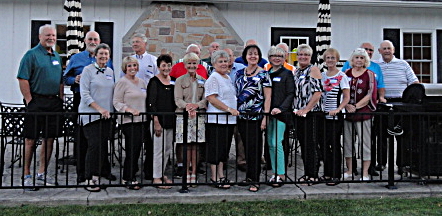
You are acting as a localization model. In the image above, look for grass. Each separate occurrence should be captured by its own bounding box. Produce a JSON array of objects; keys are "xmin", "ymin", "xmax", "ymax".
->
[{"xmin": 1, "ymin": 198, "xmax": 442, "ymax": 216}]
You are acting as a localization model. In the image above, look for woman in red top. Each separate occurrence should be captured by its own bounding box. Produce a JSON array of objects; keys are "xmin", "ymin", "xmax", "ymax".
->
[{"xmin": 343, "ymin": 48, "xmax": 377, "ymax": 181}]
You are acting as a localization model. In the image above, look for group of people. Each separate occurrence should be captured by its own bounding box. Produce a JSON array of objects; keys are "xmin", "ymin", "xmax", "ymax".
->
[{"xmin": 16, "ymin": 24, "xmax": 419, "ymax": 192}]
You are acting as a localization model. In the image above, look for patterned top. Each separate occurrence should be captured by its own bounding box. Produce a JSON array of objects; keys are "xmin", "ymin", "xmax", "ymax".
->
[
  {"xmin": 235, "ymin": 68, "xmax": 271, "ymax": 120},
  {"xmin": 321, "ymin": 71, "xmax": 350, "ymax": 120},
  {"xmin": 293, "ymin": 65, "xmax": 323, "ymax": 112},
  {"xmin": 345, "ymin": 68, "xmax": 377, "ymax": 122}
]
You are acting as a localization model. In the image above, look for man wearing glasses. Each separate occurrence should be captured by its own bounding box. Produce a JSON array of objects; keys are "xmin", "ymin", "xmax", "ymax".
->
[{"xmin": 63, "ymin": 31, "xmax": 114, "ymax": 183}]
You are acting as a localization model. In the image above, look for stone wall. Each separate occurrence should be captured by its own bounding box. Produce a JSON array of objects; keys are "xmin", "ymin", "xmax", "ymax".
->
[{"xmin": 122, "ymin": 2, "xmax": 244, "ymax": 61}]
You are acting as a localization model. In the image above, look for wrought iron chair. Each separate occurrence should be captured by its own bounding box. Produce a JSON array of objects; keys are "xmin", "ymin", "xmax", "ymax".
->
[{"xmin": 0, "ymin": 101, "xmax": 26, "ymax": 169}]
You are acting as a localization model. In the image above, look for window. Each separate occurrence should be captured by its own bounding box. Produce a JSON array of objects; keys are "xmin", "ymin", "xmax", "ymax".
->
[
  {"xmin": 271, "ymin": 27, "xmax": 317, "ymax": 65},
  {"xmin": 281, "ymin": 36, "xmax": 308, "ymax": 66},
  {"xmin": 55, "ymin": 24, "xmax": 91, "ymax": 70},
  {"xmin": 31, "ymin": 20, "xmax": 113, "ymax": 70},
  {"xmin": 403, "ymin": 33, "xmax": 432, "ymax": 83}
]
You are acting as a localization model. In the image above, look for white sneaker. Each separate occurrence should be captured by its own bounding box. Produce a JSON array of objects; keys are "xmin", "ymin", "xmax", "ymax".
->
[
  {"xmin": 36, "ymin": 172, "xmax": 58, "ymax": 186},
  {"xmin": 22, "ymin": 175, "xmax": 38, "ymax": 191},
  {"xmin": 343, "ymin": 173, "xmax": 352, "ymax": 179},
  {"xmin": 360, "ymin": 176, "xmax": 370, "ymax": 181}
]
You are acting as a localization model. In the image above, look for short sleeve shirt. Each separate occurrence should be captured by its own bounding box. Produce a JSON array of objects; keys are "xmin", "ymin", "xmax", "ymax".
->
[
  {"xmin": 205, "ymin": 72, "xmax": 237, "ymax": 124},
  {"xmin": 17, "ymin": 44, "xmax": 62, "ymax": 95},
  {"xmin": 235, "ymin": 69, "xmax": 271, "ymax": 120}
]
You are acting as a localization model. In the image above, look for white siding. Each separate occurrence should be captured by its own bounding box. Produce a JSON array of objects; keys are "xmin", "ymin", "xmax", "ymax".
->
[
  {"xmin": 1, "ymin": 0, "xmax": 442, "ymax": 102},
  {"xmin": 0, "ymin": 0, "xmax": 145, "ymax": 103}
]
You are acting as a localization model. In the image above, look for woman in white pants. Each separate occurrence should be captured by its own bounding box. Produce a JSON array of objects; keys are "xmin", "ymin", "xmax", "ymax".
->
[{"xmin": 146, "ymin": 54, "xmax": 176, "ymax": 189}]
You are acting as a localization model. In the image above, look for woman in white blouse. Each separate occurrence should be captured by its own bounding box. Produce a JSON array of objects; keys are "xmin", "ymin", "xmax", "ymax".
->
[{"xmin": 204, "ymin": 50, "xmax": 239, "ymax": 189}]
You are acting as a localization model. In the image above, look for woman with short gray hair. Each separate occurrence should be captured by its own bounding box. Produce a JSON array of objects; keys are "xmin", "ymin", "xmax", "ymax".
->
[
  {"xmin": 205, "ymin": 50, "xmax": 239, "ymax": 189},
  {"xmin": 79, "ymin": 43, "xmax": 116, "ymax": 192}
]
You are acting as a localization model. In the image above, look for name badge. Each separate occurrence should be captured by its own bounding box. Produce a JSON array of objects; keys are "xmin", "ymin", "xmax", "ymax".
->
[
  {"xmin": 252, "ymin": 77, "xmax": 260, "ymax": 81},
  {"xmin": 299, "ymin": 75, "xmax": 305, "ymax": 79},
  {"xmin": 52, "ymin": 60, "xmax": 60, "ymax": 65},
  {"xmin": 330, "ymin": 79, "xmax": 338, "ymax": 84},
  {"xmin": 141, "ymin": 88, "xmax": 147, "ymax": 92},
  {"xmin": 106, "ymin": 75, "xmax": 113, "ymax": 80},
  {"xmin": 197, "ymin": 80, "xmax": 205, "ymax": 85},
  {"xmin": 273, "ymin": 77, "xmax": 281, "ymax": 82},
  {"xmin": 170, "ymin": 80, "xmax": 175, "ymax": 85},
  {"xmin": 146, "ymin": 70, "xmax": 153, "ymax": 74}
]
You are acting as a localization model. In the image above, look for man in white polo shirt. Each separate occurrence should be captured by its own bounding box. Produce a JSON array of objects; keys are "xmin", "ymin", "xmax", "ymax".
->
[{"xmin": 374, "ymin": 40, "xmax": 419, "ymax": 174}]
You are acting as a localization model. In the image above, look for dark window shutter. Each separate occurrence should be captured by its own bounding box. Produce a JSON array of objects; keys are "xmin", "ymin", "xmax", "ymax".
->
[
  {"xmin": 31, "ymin": 20, "xmax": 51, "ymax": 48},
  {"xmin": 95, "ymin": 22, "xmax": 114, "ymax": 60},
  {"xmin": 383, "ymin": 28, "xmax": 401, "ymax": 58},
  {"xmin": 437, "ymin": 30, "xmax": 442, "ymax": 83}
]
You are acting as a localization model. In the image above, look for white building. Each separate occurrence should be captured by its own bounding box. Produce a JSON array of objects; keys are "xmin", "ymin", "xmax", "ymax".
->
[{"xmin": 1, "ymin": 0, "xmax": 442, "ymax": 103}]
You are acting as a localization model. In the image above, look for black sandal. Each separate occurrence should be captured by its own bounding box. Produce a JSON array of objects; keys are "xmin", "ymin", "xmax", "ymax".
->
[
  {"xmin": 326, "ymin": 178, "xmax": 340, "ymax": 186},
  {"xmin": 123, "ymin": 179, "xmax": 142, "ymax": 190},
  {"xmin": 248, "ymin": 184, "xmax": 260, "ymax": 192},
  {"xmin": 210, "ymin": 178, "xmax": 230, "ymax": 189},
  {"xmin": 85, "ymin": 179, "xmax": 101, "ymax": 192},
  {"xmin": 298, "ymin": 175, "xmax": 318, "ymax": 186}
]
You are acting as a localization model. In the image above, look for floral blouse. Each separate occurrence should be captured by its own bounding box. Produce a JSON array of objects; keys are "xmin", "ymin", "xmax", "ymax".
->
[{"xmin": 235, "ymin": 69, "xmax": 271, "ymax": 120}]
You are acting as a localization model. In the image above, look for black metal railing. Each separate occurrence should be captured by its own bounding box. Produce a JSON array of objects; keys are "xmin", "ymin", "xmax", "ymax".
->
[{"xmin": 1, "ymin": 107, "xmax": 442, "ymax": 191}]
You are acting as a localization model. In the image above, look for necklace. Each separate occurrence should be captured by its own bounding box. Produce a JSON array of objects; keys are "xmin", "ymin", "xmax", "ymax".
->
[{"xmin": 245, "ymin": 67, "xmax": 258, "ymax": 76}]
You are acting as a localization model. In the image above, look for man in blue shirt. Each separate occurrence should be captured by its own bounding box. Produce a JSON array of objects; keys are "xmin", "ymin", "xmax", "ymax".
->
[
  {"xmin": 235, "ymin": 39, "xmax": 268, "ymax": 68},
  {"xmin": 63, "ymin": 31, "xmax": 114, "ymax": 183},
  {"xmin": 17, "ymin": 25, "xmax": 64, "ymax": 190}
]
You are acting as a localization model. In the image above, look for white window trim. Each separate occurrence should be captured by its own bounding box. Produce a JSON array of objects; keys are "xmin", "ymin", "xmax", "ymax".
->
[{"xmin": 400, "ymin": 29, "xmax": 437, "ymax": 83}]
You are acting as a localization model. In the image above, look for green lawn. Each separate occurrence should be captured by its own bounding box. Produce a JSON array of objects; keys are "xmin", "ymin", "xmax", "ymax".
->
[{"xmin": 1, "ymin": 198, "xmax": 442, "ymax": 215}]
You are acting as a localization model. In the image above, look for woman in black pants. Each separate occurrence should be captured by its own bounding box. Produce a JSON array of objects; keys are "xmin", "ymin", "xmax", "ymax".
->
[
  {"xmin": 320, "ymin": 48, "xmax": 350, "ymax": 185},
  {"xmin": 235, "ymin": 44, "xmax": 271, "ymax": 192},
  {"xmin": 293, "ymin": 44, "xmax": 324, "ymax": 185}
]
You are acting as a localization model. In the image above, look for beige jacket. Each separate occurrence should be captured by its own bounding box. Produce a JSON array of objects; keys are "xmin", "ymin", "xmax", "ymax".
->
[{"xmin": 174, "ymin": 73, "xmax": 207, "ymax": 112}]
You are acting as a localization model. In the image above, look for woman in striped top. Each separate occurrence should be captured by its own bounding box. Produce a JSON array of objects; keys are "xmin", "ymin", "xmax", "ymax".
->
[{"xmin": 320, "ymin": 48, "xmax": 350, "ymax": 185}]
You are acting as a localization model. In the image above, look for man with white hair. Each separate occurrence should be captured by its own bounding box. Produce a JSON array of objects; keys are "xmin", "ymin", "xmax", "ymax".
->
[
  {"xmin": 119, "ymin": 33, "xmax": 159, "ymax": 86},
  {"xmin": 17, "ymin": 25, "xmax": 65, "ymax": 190},
  {"xmin": 170, "ymin": 44, "xmax": 208, "ymax": 79},
  {"xmin": 374, "ymin": 40, "xmax": 419, "ymax": 174}
]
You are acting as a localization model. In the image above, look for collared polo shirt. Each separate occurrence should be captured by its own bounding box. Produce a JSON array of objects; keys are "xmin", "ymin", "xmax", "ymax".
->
[{"xmin": 17, "ymin": 43, "xmax": 62, "ymax": 95}]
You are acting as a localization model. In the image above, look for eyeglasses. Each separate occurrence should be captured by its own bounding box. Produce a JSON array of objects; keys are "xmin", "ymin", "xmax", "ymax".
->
[
  {"xmin": 269, "ymin": 55, "xmax": 284, "ymax": 58},
  {"xmin": 364, "ymin": 48, "xmax": 374, "ymax": 52}
]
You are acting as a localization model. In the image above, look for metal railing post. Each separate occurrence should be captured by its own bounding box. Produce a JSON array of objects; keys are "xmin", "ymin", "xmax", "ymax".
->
[
  {"xmin": 386, "ymin": 105, "xmax": 397, "ymax": 189},
  {"xmin": 179, "ymin": 111, "xmax": 189, "ymax": 193}
]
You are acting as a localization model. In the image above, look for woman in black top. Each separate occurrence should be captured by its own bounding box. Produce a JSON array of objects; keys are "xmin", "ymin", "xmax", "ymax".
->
[
  {"xmin": 266, "ymin": 46, "xmax": 295, "ymax": 187},
  {"xmin": 146, "ymin": 54, "xmax": 176, "ymax": 189}
]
